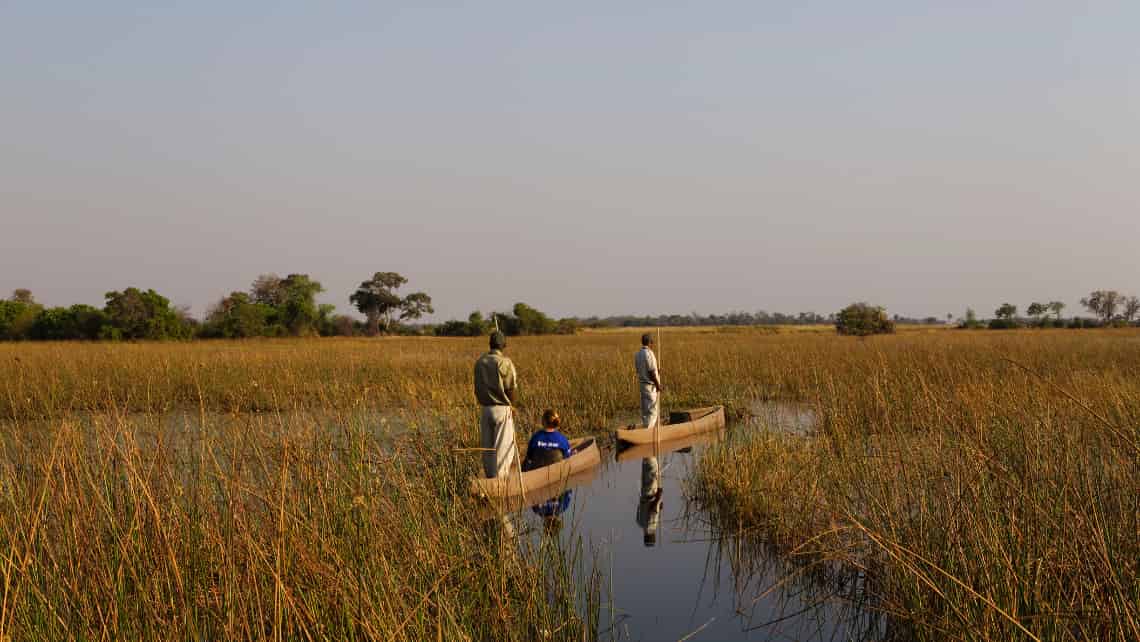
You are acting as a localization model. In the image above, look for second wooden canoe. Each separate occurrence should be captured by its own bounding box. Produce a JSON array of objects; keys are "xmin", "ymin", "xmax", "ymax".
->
[
  {"xmin": 615, "ymin": 428, "xmax": 724, "ymax": 462},
  {"xmin": 469, "ymin": 437, "xmax": 601, "ymax": 500},
  {"xmin": 614, "ymin": 405, "xmax": 725, "ymax": 445}
]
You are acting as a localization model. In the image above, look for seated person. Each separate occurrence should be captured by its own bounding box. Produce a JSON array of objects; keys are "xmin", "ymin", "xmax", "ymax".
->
[{"xmin": 522, "ymin": 409, "xmax": 573, "ymax": 471}]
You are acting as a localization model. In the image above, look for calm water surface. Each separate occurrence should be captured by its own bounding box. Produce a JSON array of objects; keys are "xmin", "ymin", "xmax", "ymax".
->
[{"xmin": 507, "ymin": 405, "xmax": 886, "ymax": 641}]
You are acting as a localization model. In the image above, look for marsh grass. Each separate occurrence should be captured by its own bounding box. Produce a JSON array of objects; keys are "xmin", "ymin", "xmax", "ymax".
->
[
  {"xmin": 692, "ymin": 330, "xmax": 1140, "ymax": 640},
  {"xmin": 1, "ymin": 329, "xmax": 1137, "ymax": 639},
  {"xmin": 0, "ymin": 405, "xmax": 602, "ymax": 640}
]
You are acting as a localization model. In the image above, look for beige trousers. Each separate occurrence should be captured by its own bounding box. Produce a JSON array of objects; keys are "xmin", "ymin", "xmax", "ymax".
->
[
  {"xmin": 480, "ymin": 405, "xmax": 516, "ymax": 478},
  {"xmin": 639, "ymin": 383, "xmax": 659, "ymax": 428}
]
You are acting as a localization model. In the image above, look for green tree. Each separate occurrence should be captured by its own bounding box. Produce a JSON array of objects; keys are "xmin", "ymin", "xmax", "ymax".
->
[
  {"xmin": 103, "ymin": 288, "xmax": 191, "ymax": 340},
  {"xmin": 1080, "ymin": 290, "xmax": 1121, "ymax": 325},
  {"xmin": 316, "ymin": 303, "xmax": 338, "ymax": 336},
  {"xmin": 1027, "ymin": 302, "xmax": 1047, "ymax": 325},
  {"xmin": 0, "ymin": 300, "xmax": 41, "ymax": 340},
  {"xmin": 203, "ymin": 292, "xmax": 277, "ymax": 338},
  {"xmin": 555, "ymin": 317, "xmax": 580, "ymax": 335},
  {"xmin": 29, "ymin": 305, "xmax": 107, "ymax": 340},
  {"xmin": 1047, "ymin": 301, "xmax": 1065, "ymax": 321},
  {"xmin": 989, "ymin": 303, "xmax": 1020, "ymax": 329},
  {"xmin": 835, "ymin": 302, "xmax": 895, "ymax": 336},
  {"xmin": 960, "ymin": 308, "xmax": 981, "ymax": 329},
  {"xmin": 436, "ymin": 311, "xmax": 492, "ymax": 337},
  {"xmin": 350, "ymin": 272, "xmax": 432, "ymax": 334},
  {"xmin": 278, "ymin": 274, "xmax": 325, "ymax": 336},
  {"xmin": 511, "ymin": 302, "xmax": 557, "ymax": 335},
  {"xmin": 467, "ymin": 311, "xmax": 489, "ymax": 335},
  {"xmin": 250, "ymin": 274, "xmax": 287, "ymax": 307},
  {"xmin": 399, "ymin": 292, "xmax": 434, "ymax": 324},
  {"xmin": 1122, "ymin": 295, "xmax": 1140, "ymax": 324},
  {"xmin": 350, "ymin": 272, "xmax": 406, "ymax": 334}
]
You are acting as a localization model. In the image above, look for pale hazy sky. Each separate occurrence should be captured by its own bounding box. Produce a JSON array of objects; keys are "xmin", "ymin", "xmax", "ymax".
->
[{"xmin": 3, "ymin": 2, "xmax": 1137, "ymax": 321}]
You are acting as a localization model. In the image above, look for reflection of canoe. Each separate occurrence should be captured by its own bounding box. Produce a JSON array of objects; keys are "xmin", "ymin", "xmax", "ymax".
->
[
  {"xmin": 614, "ymin": 406, "xmax": 725, "ymax": 446},
  {"xmin": 615, "ymin": 429, "xmax": 723, "ymax": 462},
  {"xmin": 472, "ymin": 467, "xmax": 599, "ymax": 519},
  {"xmin": 469, "ymin": 438, "xmax": 600, "ymax": 499}
]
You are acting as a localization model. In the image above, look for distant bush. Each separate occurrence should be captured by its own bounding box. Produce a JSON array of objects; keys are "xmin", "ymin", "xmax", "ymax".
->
[
  {"xmin": 835, "ymin": 303, "xmax": 895, "ymax": 336},
  {"xmin": 29, "ymin": 305, "xmax": 107, "ymax": 341},
  {"xmin": 987, "ymin": 318, "xmax": 1020, "ymax": 330},
  {"xmin": 959, "ymin": 308, "xmax": 984, "ymax": 329},
  {"xmin": 1067, "ymin": 318, "xmax": 1100, "ymax": 329},
  {"xmin": 434, "ymin": 311, "xmax": 490, "ymax": 337},
  {"xmin": 554, "ymin": 318, "xmax": 579, "ymax": 335}
]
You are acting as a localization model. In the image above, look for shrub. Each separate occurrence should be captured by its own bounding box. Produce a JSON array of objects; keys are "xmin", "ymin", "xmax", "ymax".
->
[
  {"xmin": 835, "ymin": 302, "xmax": 895, "ymax": 336},
  {"xmin": 988, "ymin": 318, "xmax": 1020, "ymax": 330}
]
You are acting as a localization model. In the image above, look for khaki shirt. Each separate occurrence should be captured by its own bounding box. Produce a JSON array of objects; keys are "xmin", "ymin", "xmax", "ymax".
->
[
  {"xmin": 474, "ymin": 349, "xmax": 517, "ymax": 407},
  {"xmin": 635, "ymin": 346, "xmax": 660, "ymax": 386}
]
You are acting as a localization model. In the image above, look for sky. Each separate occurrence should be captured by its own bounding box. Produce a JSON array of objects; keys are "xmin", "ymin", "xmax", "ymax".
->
[{"xmin": 2, "ymin": 2, "xmax": 1138, "ymax": 322}]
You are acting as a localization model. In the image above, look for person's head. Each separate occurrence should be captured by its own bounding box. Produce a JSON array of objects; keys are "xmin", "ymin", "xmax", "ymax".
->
[
  {"xmin": 641, "ymin": 333, "xmax": 654, "ymax": 347},
  {"xmin": 542, "ymin": 409, "xmax": 561, "ymax": 431},
  {"xmin": 489, "ymin": 331, "xmax": 507, "ymax": 351}
]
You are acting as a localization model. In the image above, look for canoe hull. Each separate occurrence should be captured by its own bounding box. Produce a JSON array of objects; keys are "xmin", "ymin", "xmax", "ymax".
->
[
  {"xmin": 469, "ymin": 437, "xmax": 600, "ymax": 500},
  {"xmin": 613, "ymin": 406, "xmax": 725, "ymax": 445},
  {"xmin": 615, "ymin": 428, "xmax": 723, "ymax": 462}
]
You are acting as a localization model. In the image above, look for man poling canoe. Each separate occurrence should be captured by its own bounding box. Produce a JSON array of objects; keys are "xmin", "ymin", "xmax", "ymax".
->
[
  {"xmin": 634, "ymin": 332, "xmax": 663, "ymax": 429},
  {"xmin": 474, "ymin": 331, "xmax": 518, "ymax": 479}
]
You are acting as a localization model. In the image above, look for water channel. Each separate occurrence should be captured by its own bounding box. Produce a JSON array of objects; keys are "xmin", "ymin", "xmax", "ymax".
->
[{"xmin": 499, "ymin": 404, "xmax": 887, "ymax": 641}]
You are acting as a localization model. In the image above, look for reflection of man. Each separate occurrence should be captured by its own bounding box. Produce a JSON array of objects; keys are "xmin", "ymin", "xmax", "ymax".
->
[
  {"xmin": 634, "ymin": 333, "xmax": 663, "ymax": 428},
  {"xmin": 636, "ymin": 457, "xmax": 663, "ymax": 546},
  {"xmin": 474, "ymin": 331, "xmax": 518, "ymax": 478}
]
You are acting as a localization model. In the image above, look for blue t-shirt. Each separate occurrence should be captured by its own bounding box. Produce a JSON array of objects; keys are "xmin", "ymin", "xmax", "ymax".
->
[{"xmin": 526, "ymin": 429, "xmax": 572, "ymax": 463}]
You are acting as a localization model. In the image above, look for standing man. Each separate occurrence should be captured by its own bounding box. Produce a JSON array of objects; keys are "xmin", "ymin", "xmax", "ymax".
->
[
  {"xmin": 635, "ymin": 333, "xmax": 663, "ymax": 428},
  {"xmin": 474, "ymin": 331, "xmax": 518, "ymax": 478}
]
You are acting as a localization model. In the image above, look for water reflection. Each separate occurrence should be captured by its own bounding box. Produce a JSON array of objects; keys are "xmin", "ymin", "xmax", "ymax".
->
[
  {"xmin": 533, "ymin": 490, "xmax": 571, "ymax": 535},
  {"xmin": 636, "ymin": 457, "xmax": 663, "ymax": 547},
  {"xmin": 692, "ymin": 522, "xmax": 900, "ymax": 641}
]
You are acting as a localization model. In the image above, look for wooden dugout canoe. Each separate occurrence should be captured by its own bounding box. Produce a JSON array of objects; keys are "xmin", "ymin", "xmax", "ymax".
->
[
  {"xmin": 472, "ymin": 467, "xmax": 600, "ymax": 519},
  {"xmin": 469, "ymin": 437, "xmax": 601, "ymax": 500},
  {"xmin": 613, "ymin": 406, "xmax": 726, "ymax": 446},
  {"xmin": 614, "ymin": 428, "xmax": 723, "ymax": 463}
]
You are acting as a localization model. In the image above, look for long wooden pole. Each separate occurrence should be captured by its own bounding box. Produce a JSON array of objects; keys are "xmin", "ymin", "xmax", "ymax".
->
[{"xmin": 655, "ymin": 327, "xmax": 661, "ymax": 460}]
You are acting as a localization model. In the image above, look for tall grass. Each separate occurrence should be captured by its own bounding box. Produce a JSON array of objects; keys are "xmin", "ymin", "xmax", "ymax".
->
[
  {"xmin": 691, "ymin": 330, "xmax": 1140, "ymax": 640},
  {"xmin": 0, "ymin": 332, "xmax": 818, "ymax": 426},
  {"xmin": 1, "ymin": 329, "xmax": 1137, "ymax": 638},
  {"xmin": 0, "ymin": 405, "xmax": 601, "ymax": 640}
]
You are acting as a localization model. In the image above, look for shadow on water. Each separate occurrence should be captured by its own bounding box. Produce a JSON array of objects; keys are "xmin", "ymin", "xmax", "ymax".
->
[{"xmin": 492, "ymin": 403, "xmax": 896, "ymax": 641}]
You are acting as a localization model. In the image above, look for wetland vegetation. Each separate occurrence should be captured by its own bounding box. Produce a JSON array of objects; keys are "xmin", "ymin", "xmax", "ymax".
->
[{"xmin": 0, "ymin": 327, "xmax": 1136, "ymax": 639}]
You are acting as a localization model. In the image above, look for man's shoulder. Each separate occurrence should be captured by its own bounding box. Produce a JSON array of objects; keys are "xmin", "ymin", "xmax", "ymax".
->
[{"xmin": 477, "ymin": 351, "xmax": 505, "ymax": 365}]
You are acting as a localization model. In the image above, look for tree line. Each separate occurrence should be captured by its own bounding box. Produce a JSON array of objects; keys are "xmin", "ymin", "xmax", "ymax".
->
[
  {"xmin": 0, "ymin": 272, "xmax": 570, "ymax": 341},
  {"xmin": 959, "ymin": 290, "xmax": 1140, "ymax": 330},
  {"xmin": 2, "ymin": 276, "xmax": 1138, "ymax": 342}
]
